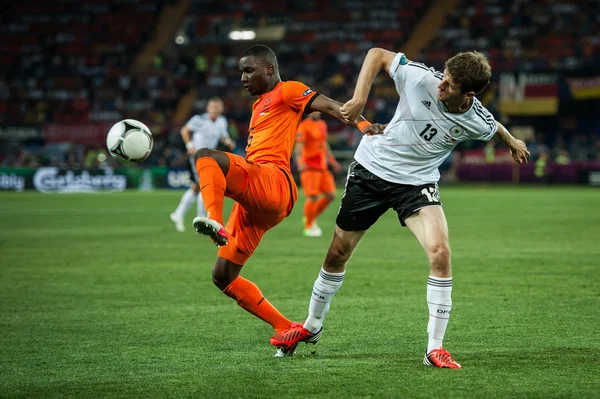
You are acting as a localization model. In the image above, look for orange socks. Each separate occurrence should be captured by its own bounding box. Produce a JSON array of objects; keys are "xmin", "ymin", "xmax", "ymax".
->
[
  {"xmin": 314, "ymin": 196, "xmax": 333, "ymax": 218},
  {"xmin": 195, "ymin": 157, "xmax": 226, "ymax": 225},
  {"xmin": 305, "ymin": 197, "xmax": 333, "ymax": 228},
  {"xmin": 223, "ymin": 276, "xmax": 291, "ymax": 332},
  {"xmin": 304, "ymin": 199, "xmax": 317, "ymax": 229}
]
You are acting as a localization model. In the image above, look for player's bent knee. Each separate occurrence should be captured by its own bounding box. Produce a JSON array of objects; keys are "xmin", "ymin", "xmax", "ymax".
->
[
  {"xmin": 428, "ymin": 243, "xmax": 451, "ymax": 266},
  {"xmin": 194, "ymin": 147, "xmax": 216, "ymax": 161},
  {"xmin": 212, "ymin": 268, "xmax": 236, "ymax": 291},
  {"xmin": 324, "ymin": 192, "xmax": 335, "ymax": 201},
  {"xmin": 211, "ymin": 258, "xmax": 242, "ymax": 291},
  {"xmin": 325, "ymin": 241, "xmax": 352, "ymax": 270}
]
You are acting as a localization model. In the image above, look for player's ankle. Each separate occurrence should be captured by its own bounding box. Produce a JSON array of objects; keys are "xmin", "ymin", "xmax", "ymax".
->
[
  {"xmin": 207, "ymin": 212, "xmax": 224, "ymax": 226},
  {"xmin": 303, "ymin": 317, "xmax": 322, "ymax": 334},
  {"xmin": 427, "ymin": 340, "xmax": 443, "ymax": 354}
]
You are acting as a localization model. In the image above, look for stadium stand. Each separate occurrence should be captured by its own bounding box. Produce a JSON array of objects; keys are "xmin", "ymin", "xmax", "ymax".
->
[{"xmin": 1, "ymin": 0, "xmax": 598, "ymax": 173}]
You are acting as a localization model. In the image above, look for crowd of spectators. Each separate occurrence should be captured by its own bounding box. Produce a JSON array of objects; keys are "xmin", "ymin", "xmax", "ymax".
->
[{"xmin": 1, "ymin": 0, "xmax": 598, "ymax": 170}]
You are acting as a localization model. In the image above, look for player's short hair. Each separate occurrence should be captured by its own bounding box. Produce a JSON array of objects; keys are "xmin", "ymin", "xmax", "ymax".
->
[
  {"xmin": 242, "ymin": 45, "xmax": 279, "ymax": 69},
  {"xmin": 208, "ymin": 96, "xmax": 223, "ymax": 104},
  {"xmin": 444, "ymin": 51, "xmax": 491, "ymax": 95}
]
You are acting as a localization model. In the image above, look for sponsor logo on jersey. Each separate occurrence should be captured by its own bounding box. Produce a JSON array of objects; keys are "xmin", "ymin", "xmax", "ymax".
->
[
  {"xmin": 421, "ymin": 100, "xmax": 431, "ymax": 110},
  {"xmin": 303, "ymin": 88, "xmax": 313, "ymax": 96}
]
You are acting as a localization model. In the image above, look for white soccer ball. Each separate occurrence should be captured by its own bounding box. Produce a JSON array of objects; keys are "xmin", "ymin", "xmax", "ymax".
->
[{"xmin": 106, "ymin": 119, "xmax": 154, "ymax": 164}]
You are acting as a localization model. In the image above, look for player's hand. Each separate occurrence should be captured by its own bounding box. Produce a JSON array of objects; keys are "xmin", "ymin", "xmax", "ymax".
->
[
  {"xmin": 511, "ymin": 139, "xmax": 530, "ymax": 164},
  {"xmin": 340, "ymin": 98, "xmax": 366, "ymax": 122},
  {"xmin": 363, "ymin": 123, "xmax": 386, "ymax": 136},
  {"xmin": 186, "ymin": 146, "xmax": 196, "ymax": 156},
  {"xmin": 332, "ymin": 161, "xmax": 342, "ymax": 173}
]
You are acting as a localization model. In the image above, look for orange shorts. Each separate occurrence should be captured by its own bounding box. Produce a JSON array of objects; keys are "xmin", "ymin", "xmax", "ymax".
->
[
  {"xmin": 217, "ymin": 152, "xmax": 298, "ymax": 265},
  {"xmin": 300, "ymin": 169, "xmax": 336, "ymax": 197}
]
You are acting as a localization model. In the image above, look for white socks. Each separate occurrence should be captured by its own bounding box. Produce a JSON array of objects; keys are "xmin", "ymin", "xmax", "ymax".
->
[
  {"xmin": 426, "ymin": 276, "xmax": 453, "ymax": 353},
  {"xmin": 304, "ymin": 267, "xmax": 345, "ymax": 334},
  {"xmin": 174, "ymin": 189, "xmax": 197, "ymax": 219},
  {"xmin": 196, "ymin": 191, "xmax": 207, "ymax": 218}
]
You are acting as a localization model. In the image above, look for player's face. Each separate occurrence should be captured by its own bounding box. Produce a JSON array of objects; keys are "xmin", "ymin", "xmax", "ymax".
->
[
  {"xmin": 239, "ymin": 56, "xmax": 269, "ymax": 96},
  {"xmin": 437, "ymin": 70, "xmax": 463, "ymax": 102},
  {"xmin": 206, "ymin": 101, "xmax": 223, "ymax": 118}
]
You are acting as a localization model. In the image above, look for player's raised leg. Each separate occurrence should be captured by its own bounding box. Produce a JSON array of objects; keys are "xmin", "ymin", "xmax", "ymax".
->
[
  {"xmin": 196, "ymin": 187, "xmax": 207, "ymax": 218},
  {"xmin": 270, "ymin": 226, "xmax": 365, "ymax": 350},
  {"xmin": 404, "ymin": 205, "xmax": 461, "ymax": 369},
  {"xmin": 209, "ymin": 163, "xmax": 295, "ymax": 334},
  {"xmin": 192, "ymin": 148, "xmax": 231, "ymax": 246}
]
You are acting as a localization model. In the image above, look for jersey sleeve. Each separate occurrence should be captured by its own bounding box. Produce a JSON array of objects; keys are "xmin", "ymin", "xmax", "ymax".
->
[
  {"xmin": 467, "ymin": 101, "xmax": 498, "ymax": 141},
  {"xmin": 185, "ymin": 115, "xmax": 200, "ymax": 130},
  {"xmin": 282, "ymin": 81, "xmax": 319, "ymax": 113},
  {"xmin": 389, "ymin": 53, "xmax": 443, "ymax": 89}
]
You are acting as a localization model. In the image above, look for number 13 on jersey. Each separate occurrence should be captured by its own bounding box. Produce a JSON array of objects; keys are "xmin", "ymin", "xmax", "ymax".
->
[{"xmin": 421, "ymin": 186, "xmax": 440, "ymax": 202}]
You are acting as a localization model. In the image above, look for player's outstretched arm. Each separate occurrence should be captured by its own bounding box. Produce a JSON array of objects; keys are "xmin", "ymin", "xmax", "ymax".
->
[
  {"xmin": 308, "ymin": 95, "xmax": 383, "ymax": 134},
  {"xmin": 494, "ymin": 121, "xmax": 530, "ymax": 164},
  {"xmin": 341, "ymin": 48, "xmax": 397, "ymax": 122}
]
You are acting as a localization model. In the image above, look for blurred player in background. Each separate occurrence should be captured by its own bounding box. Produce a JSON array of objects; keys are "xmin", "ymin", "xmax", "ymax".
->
[
  {"xmin": 191, "ymin": 45, "xmax": 380, "ymax": 352},
  {"xmin": 271, "ymin": 48, "xmax": 530, "ymax": 367},
  {"xmin": 170, "ymin": 97, "xmax": 235, "ymax": 232},
  {"xmin": 296, "ymin": 111, "xmax": 341, "ymax": 237}
]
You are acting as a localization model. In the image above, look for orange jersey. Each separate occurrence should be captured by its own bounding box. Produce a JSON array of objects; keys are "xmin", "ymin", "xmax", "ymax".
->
[
  {"xmin": 245, "ymin": 81, "xmax": 318, "ymax": 171},
  {"xmin": 297, "ymin": 118, "xmax": 328, "ymax": 170}
]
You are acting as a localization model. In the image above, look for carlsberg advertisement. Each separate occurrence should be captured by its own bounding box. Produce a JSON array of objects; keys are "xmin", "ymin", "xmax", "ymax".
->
[
  {"xmin": 33, "ymin": 167, "xmax": 127, "ymax": 193},
  {"xmin": 0, "ymin": 167, "xmax": 129, "ymax": 193}
]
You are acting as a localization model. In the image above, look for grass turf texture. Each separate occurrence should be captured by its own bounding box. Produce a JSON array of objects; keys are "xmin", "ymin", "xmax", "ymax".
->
[{"xmin": 1, "ymin": 187, "xmax": 599, "ymax": 398}]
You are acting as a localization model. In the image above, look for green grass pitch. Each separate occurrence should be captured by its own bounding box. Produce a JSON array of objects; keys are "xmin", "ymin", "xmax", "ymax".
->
[{"xmin": 1, "ymin": 186, "xmax": 599, "ymax": 398}]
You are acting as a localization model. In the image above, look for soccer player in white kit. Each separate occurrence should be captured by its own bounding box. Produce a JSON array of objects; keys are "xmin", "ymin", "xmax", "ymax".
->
[
  {"xmin": 271, "ymin": 49, "xmax": 530, "ymax": 367},
  {"xmin": 170, "ymin": 97, "xmax": 235, "ymax": 232}
]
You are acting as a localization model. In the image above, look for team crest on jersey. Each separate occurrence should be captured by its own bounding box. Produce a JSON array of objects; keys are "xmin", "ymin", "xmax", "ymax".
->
[
  {"xmin": 445, "ymin": 125, "xmax": 466, "ymax": 143},
  {"xmin": 399, "ymin": 54, "xmax": 409, "ymax": 65}
]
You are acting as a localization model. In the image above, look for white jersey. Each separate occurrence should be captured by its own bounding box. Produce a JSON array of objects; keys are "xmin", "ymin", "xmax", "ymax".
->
[
  {"xmin": 354, "ymin": 52, "xmax": 497, "ymax": 185},
  {"xmin": 186, "ymin": 113, "xmax": 230, "ymax": 150}
]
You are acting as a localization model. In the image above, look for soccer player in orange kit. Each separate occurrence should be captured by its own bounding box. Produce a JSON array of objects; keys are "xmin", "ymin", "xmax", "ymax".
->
[
  {"xmin": 191, "ymin": 45, "xmax": 380, "ymax": 347},
  {"xmin": 296, "ymin": 112, "xmax": 341, "ymax": 237}
]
